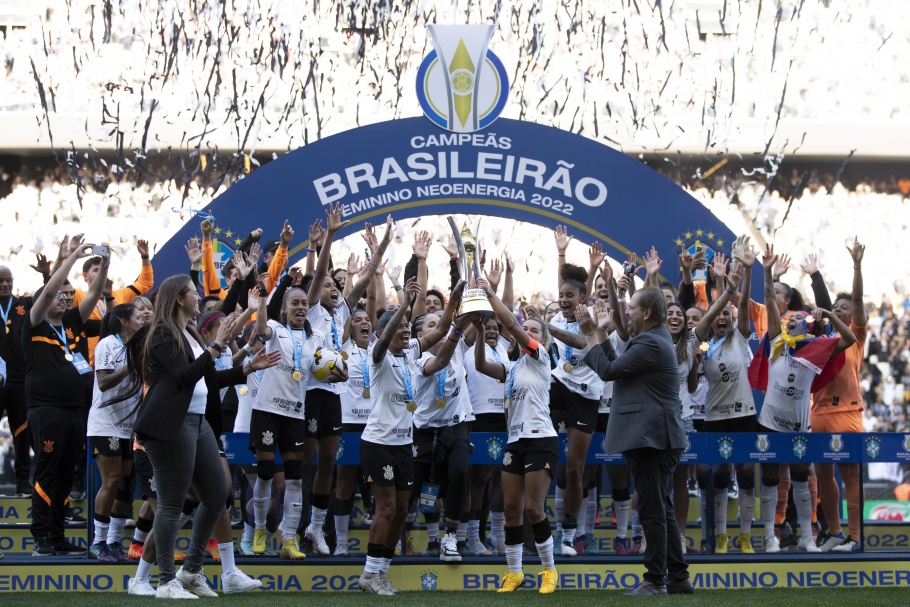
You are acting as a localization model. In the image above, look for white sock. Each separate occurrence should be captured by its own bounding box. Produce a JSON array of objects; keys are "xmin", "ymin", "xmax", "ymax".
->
[
  {"xmin": 427, "ymin": 520, "xmax": 439, "ymax": 543},
  {"xmin": 309, "ymin": 505, "xmax": 328, "ymax": 531},
  {"xmin": 379, "ymin": 557, "xmax": 392, "ymax": 574},
  {"xmin": 586, "ymin": 490, "xmax": 597, "ymax": 532},
  {"xmin": 456, "ymin": 522, "xmax": 468, "ymax": 542},
  {"xmin": 133, "ymin": 527, "xmax": 149, "ymax": 543},
  {"xmin": 739, "ymin": 489, "xmax": 755, "ymax": 534},
  {"xmin": 614, "ymin": 499, "xmax": 630, "ymax": 538},
  {"xmin": 714, "ymin": 489, "xmax": 729, "ymax": 535},
  {"xmin": 536, "ymin": 536, "xmax": 555, "ymax": 570},
  {"xmin": 93, "ymin": 520, "xmax": 109, "ymax": 545},
  {"xmin": 280, "ymin": 479, "xmax": 303, "ymax": 539},
  {"xmin": 554, "ymin": 486, "xmax": 565, "ymax": 533},
  {"xmin": 505, "ymin": 543, "xmax": 523, "ymax": 573},
  {"xmin": 109, "ymin": 517, "xmax": 127, "ymax": 546},
  {"xmin": 242, "ymin": 522, "xmax": 254, "ymax": 543},
  {"xmin": 563, "ymin": 526, "xmax": 576, "ymax": 543},
  {"xmin": 761, "ymin": 484, "xmax": 778, "ymax": 538},
  {"xmin": 253, "ymin": 478, "xmax": 272, "ymax": 529},
  {"xmin": 792, "ymin": 480, "xmax": 813, "ymax": 538},
  {"xmin": 136, "ymin": 557, "xmax": 153, "ymax": 579},
  {"xmin": 490, "ymin": 512, "xmax": 504, "ymax": 541},
  {"xmin": 364, "ymin": 556, "xmax": 382, "ymax": 574},
  {"xmin": 219, "ymin": 542, "xmax": 236, "ymax": 574},
  {"xmin": 335, "ymin": 514, "xmax": 350, "ymax": 547},
  {"xmin": 467, "ymin": 519, "xmax": 480, "ymax": 542}
]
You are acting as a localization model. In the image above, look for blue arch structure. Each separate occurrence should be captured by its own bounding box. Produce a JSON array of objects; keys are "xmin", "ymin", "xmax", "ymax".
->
[{"xmin": 153, "ymin": 117, "xmax": 762, "ymax": 298}]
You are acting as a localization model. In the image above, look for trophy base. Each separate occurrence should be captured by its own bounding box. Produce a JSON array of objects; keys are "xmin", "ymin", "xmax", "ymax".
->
[{"xmin": 457, "ymin": 288, "xmax": 494, "ymax": 318}]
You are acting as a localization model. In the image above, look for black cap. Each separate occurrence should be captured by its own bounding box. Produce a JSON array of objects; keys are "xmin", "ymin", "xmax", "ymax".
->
[{"xmin": 263, "ymin": 239, "xmax": 281, "ymax": 254}]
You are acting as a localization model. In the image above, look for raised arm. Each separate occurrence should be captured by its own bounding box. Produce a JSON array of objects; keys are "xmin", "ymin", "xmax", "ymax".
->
[
  {"xmin": 308, "ymin": 203, "xmax": 349, "ymax": 306},
  {"xmin": 420, "ymin": 313, "xmax": 475, "ymax": 375},
  {"xmin": 502, "ymin": 252, "xmax": 515, "ymax": 313},
  {"xmin": 372, "ymin": 278, "xmax": 419, "ymax": 364},
  {"xmin": 346, "ymin": 215, "xmax": 394, "ymax": 309},
  {"xmin": 733, "ymin": 237, "xmax": 755, "ymax": 338},
  {"xmin": 814, "ymin": 308, "xmax": 856, "ymax": 356},
  {"xmin": 200, "ymin": 219, "xmax": 222, "ymax": 297},
  {"xmin": 79, "ymin": 246, "xmax": 111, "ymax": 322},
  {"xmin": 30, "ymin": 235, "xmax": 89, "ymax": 326},
  {"xmin": 472, "ymin": 317, "xmax": 506, "ymax": 382},
  {"xmin": 409, "ymin": 230, "xmax": 432, "ymax": 319},
  {"xmin": 847, "ymin": 237, "xmax": 867, "ymax": 327},
  {"xmin": 305, "ymin": 219, "xmax": 324, "ymax": 277},
  {"xmin": 255, "ymin": 280, "xmax": 273, "ymax": 342},
  {"xmin": 417, "ymin": 280, "xmax": 466, "ymax": 352},
  {"xmin": 761, "ymin": 243, "xmax": 781, "ymax": 341},
  {"xmin": 585, "ymin": 242, "xmax": 605, "ymax": 296},
  {"xmin": 693, "ymin": 262, "xmax": 742, "ymax": 342},
  {"xmin": 554, "ymin": 225, "xmax": 571, "ymax": 292},
  {"xmin": 643, "ymin": 246, "xmax": 662, "ymax": 288}
]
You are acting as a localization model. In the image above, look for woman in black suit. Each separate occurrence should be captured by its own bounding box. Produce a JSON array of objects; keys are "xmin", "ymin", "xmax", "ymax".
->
[{"xmin": 123, "ymin": 275, "xmax": 278, "ymax": 598}]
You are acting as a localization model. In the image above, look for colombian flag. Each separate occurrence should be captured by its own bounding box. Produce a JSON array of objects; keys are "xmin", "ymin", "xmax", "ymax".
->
[{"xmin": 748, "ymin": 327, "xmax": 845, "ymax": 393}]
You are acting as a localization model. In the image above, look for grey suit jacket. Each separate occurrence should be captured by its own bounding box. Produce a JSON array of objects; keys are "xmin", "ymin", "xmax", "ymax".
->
[{"xmin": 583, "ymin": 325, "xmax": 687, "ymax": 454}]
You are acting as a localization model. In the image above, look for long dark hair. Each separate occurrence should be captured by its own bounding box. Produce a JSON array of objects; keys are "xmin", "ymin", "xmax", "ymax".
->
[
  {"xmin": 666, "ymin": 302, "xmax": 689, "ymax": 364},
  {"xmin": 101, "ymin": 303, "xmax": 137, "ymax": 339}
]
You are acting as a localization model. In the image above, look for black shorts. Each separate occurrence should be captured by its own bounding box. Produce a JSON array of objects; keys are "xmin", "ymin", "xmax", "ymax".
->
[
  {"xmin": 134, "ymin": 448, "xmax": 156, "ymax": 500},
  {"xmin": 701, "ymin": 414, "xmax": 759, "ymax": 433},
  {"xmin": 305, "ymin": 388, "xmax": 342, "ymax": 438},
  {"xmin": 89, "ymin": 436, "xmax": 134, "ymax": 460},
  {"xmin": 692, "ymin": 418, "xmax": 705, "ymax": 432},
  {"xmin": 501, "ymin": 437, "xmax": 559, "ymax": 476},
  {"xmin": 342, "ymin": 423, "xmax": 366, "ymax": 434},
  {"xmin": 250, "ymin": 409, "xmax": 308, "ymax": 454},
  {"xmin": 596, "ymin": 412, "xmax": 609, "ymax": 433},
  {"xmin": 470, "ymin": 412, "xmax": 507, "ymax": 433},
  {"xmin": 360, "ymin": 440, "xmax": 413, "ymax": 490},
  {"xmin": 549, "ymin": 380, "xmax": 599, "ymax": 434},
  {"xmin": 412, "ymin": 422, "xmax": 473, "ymax": 464}
]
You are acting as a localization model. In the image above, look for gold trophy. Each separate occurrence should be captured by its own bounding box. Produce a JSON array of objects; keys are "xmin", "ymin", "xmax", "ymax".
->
[{"xmin": 447, "ymin": 216, "xmax": 494, "ymax": 318}]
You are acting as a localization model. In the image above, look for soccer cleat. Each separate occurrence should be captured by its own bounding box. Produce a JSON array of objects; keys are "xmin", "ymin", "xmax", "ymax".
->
[
  {"xmin": 108, "ymin": 542, "xmax": 130, "ymax": 562},
  {"xmin": 359, "ymin": 573, "xmax": 394, "ymax": 596},
  {"xmin": 205, "ymin": 539, "xmax": 221, "ymax": 561},
  {"xmin": 559, "ymin": 538, "xmax": 577, "ymax": 557},
  {"xmin": 468, "ymin": 538, "xmax": 492, "ymax": 556},
  {"xmin": 584, "ymin": 533, "xmax": 597, "ymax": 555},
  {"xmin": 252, "ymin": 528, "xmax": 267, "ymax": 555},
  {"xmin": 440, "ymin": 533, "xmax": 462, "ymax": 562},
  {"xmin": 424, "ymin": 540, "xmax": 440, "ymax": 556},
  {"xmin": 715, "ymin": 533, "xmax": 729, "ymax": 554},
  {"xmin": 174, "ymin": 548, "xmax": 187, "ymax": 561},
  {"xmin": 798, "ymin": 536, "xmax": 821, "ymax": 553},
  {"xmin": 613, "ymin": 537, "xmax": 631, "ymax": 555},
  {"xmin": 379, "ymin": 572, "xmax": 398, "ymax": 594},
  {"xmin": 573, "ymin": 534, "xmax": 588, "ymax": 554},
  {"xmin": 128, "ymin": 540, "xmax": 144, "ymax": 560},
  {"xmin": 780, "ymin": 531, "xmax": 798, "ymax": 550},
  {"xmin": 32, "ymin": 538, "xmax": 55, "ymax": 557},
  {"xmin": 156, "ymin": 578, "xmax": 198, "ymax": 599},
  {"xmin": 830, "ymin": 538, "xmax": 860, "ymax": 553},
  {"xmin": 55, "ymin": 540, "xmax": 87, "ymax": 556},
  {"xmin": 817, "ymin": 532, "xmax": 846, "ymax": 553},
  {"xmin": 222, "ymin": 568, "xmax": 264, "ymax": 594},
  {"xmin": 176, "ymin": 566, "xmax": 218, "ymax": 597},
  {"xmin": 638, "ymin": 536, "xmax": 647, "ymax": 554},
  {"xmin": 306, "ymin": 527, "xmax": 331, "ymax": 556},
  {"xmin": 334, "ymin": 540, "xmax": 350, "ymax": 556},
  {"xmin": 739, "ymin": 533, "xmax": 755, "ymax": 554},
  {"xmin": 280, "ymin": 538, "xmax": 307, "ymax": 560},
  {"xmin": 497, "ymin": 571, "xmax": 524, "ymax": 592},
  {"xmin": 486, "ymin": 535, "xmax": 506, "ymax": 555},
  {"xmin": 539, "ymin": 568, "xmax": 558, "ymax": 594},
  {"xmin": 128, "ymin": 576, "xmax": 157, "ymax": 596},
  {"xmin": 239, "ymin": 540, "xmax": 256, "ymax": 556},
  {"xmin": 405, "ymin": 536, "xmax": 417, "ymax": 556},
  {"xmin": 630, "ymin": 536, "xmax": 642, "ymax": 554},
  {"xmin": 764, "ymin": 535, "xmax": 780, "ymax": 553},
  {"xmin": 89, "ymin": 543, "xmax": 118, "ymax": 562}
]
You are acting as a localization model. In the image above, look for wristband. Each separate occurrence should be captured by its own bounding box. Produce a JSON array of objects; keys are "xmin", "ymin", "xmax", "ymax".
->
[
  {"xmin": 450, "ymin": 255, "xmax": 459, "ymax": 261},
  {"xmin": 393, "ymin": 283, "xmax": 403, "ymax": 291},
  {"xmin": 307, "ymin": 248, "xmax": 317, "ymax": 253},
  {"xmin": 616, "ymin": 297, "xmax": 627, "ymax": 303},
  {"xmin": 243, "ymin": 343, "xmax": 253, "ymax": 353},
  {"xmin": 448, "ymin": 336, "xmax": 460, "ymax": 343},
  {"xmin": 725, "ymin": 287, "xmax": 737, "ymax": 295},
  {"xmin": 450, "ymin": 326, "xmax": 464, "ymax": 336},
  {"xmin": 558, "ymin": 253, "xmax": 566, "ymax": 257}
]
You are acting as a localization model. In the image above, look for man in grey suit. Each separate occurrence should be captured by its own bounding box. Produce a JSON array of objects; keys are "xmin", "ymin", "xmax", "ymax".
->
[{"xmin": 577, "ymin": 287, "xmax": 693, "ymax": 595}]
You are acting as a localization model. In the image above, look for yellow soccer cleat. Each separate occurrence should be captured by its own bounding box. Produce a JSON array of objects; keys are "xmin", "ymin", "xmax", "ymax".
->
[
  {"xmin": 539, "ymin": 569, "xmax": 558, "ymax": 594},
  {"xmin": 252, "ymin": 528, "xmax": 267, "ymax": 555},
  {"xmin": 739, "ymin": 533, "xmax": 755, "ymax": 554},
  {"xmin": 715, "ymin": 533, "xmax": 729, "ymax": 554},
  {"xmin": 497, "ymin": 571, "xmax": 524, "ymax": 593},
  {"xmin": 173, "ymin": 548, "xmax": 186, "ymax": 562},
  {"xmin": 280, "ymin": 538, "xmax": 307, "ymax": 560}
]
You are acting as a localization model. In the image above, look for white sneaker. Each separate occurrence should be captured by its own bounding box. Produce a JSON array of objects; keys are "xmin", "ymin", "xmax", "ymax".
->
[
  {"xmin": 440, "ymin": 533, "xmax": 462, "ymax": 562},
  {"xmin": 560, "ymin": 539, "xmax": 577, "ymax": 557},
  {"xmin": 222, "ymin": 568, "xmax": 263, "ymax": 594},
  {"xmin": 379, "ymin": 572, "xmax": 399, "ymax": 594},
  {"xmin": 765, "ymin": 536, "xmax": 780, "ymax": 553},
  {"xmin": 175, "ymin": 566, "xmax": 218, "ymax": 597},
  {"xmin": 155, "ymin": 578, "xmax": 198, "ymax": 599},
  {"xmin": 638, "ymin": 536, "xmax": 647, "ymax": 554},
  {"xmin": 128, "ymin": 576, "xmax": 157, "ymax": 597},
  {"xmin": 798, "ymin": 536, "xmax": 821, "ymax": 553},
  {"xmin": 305, "ymin": 527, "xmax": 331, "ymax": 556},
  {"xmin": 817, "ymin": 533, "xmax": 847, "ymax": 553},
  {"xmin": 359, "ymin": 573, "xmax": 394, "ymax": 596},
  {"xmin": 333, "ymin": 540, "xmax": 349, "ymax": 556}
]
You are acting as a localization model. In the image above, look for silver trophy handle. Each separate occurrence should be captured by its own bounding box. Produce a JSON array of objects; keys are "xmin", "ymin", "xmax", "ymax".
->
[
  {"xmin": 472, "ymin": 218, "xmax": 482, "ymax": 280},
  {"xmin": 447, "ymin": 216, "xmax": 469, "ymax": 282}
]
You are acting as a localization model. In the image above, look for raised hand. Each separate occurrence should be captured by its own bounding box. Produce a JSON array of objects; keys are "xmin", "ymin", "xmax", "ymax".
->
[
  {"xmin": 185, "ymin": 238, "xmax": 202, "ymax": 265},
  {"xmin": 476, "ymin": 277, "xmax": 492, "ymax": 294},
  {"xmin": 385, "ymin": 264, "xmax": 402, "ymax": 284},
  {"xmin": 712, "ymin": 252, "xmax": 728, "ymax": 278},
  {"xmin": 486, "ymin": 258, "xmax": 503, "ymax": 288},
  {"xmin": 288, "ymin": 266, "xmax": 303, "ymax": 285},
  {"xmin": 233, "ymin": 250, "xmax": 253, "ymax": 279},
  {"xmin": 644, "ymin": 246, "xmax": 662, "ymax": 276},
  {"xmin": 247, "ymin": 287, "xmax": 261, "ymax": 311},
  {"xmin": 413, "ymin": 230, "xmax": 432, "ymax": 260},
  {"xmin": 214, "ymin": 313, "xmax": 239, "ymax": 347},
  {"xmin": 504, "ymin": 251, "xmax": 515, "ymax": 273},
  {"xmin": 325, "ymin": 201, "xmax": 350, "ymax": 233},
  {"xmin": 726, "ymin": 262, "xmax": 744, "ymax": 290},
  {"xmin": 593, "ymin": 299, "xmax": 611, "ymax": 331},
  {"xmin": 772, "ymin": 253, "xmax": 791, "ymax": 280},
  {"xmin": 249, "ymin": 228, "xmax": 263, "ymax": 241},
  {"xmin": 761, "ymin": 243, "xmax": 776, "ymax": 268},
  {"xmin": 800, "ymin": 253, "xmax": 820, "ymax": 275},
  {"xmin": 347, "ymin": 253, "xmax": 364, "ymax": 276},
  {"xmin": 200, "ymin": 219, "xmax": 213, "ymax": 236},
  {"xmin": 624, "ymin": 251, "xmax": 641, "ymax": 275},
  {"xmin": 137, "ymin": 239, "xmax": 150, "ymax": 258},
  {"xmin": 574, "ymin": 304, "xmax": 596, "ymax": 336},
  {"xmin": 404, "ymin": 276, "xmax": 421, "ymax": 304},
  {"xmin": 309, "ymin": 219, "xmax": 325, "ymax": 248},
  {"xmin": 247, "ymin": 242, "xmax": 261, "ymax": 267},
  {"xmin": 30, "ymin": 253, "xmax": 50, "ymax": 277},
  {"xmin": 847, "ymin": 236, "xmax": 865, "ymax": 265},
  {"xmin": 250, "ymin": 348, "xmax": 282, "ymax": 371},
  {"xmin": 679, "ymin": 248, "xmax": 694, "ymax": 273},
  {"xmin": 279, "ymin": 219, "xmax": 294, "ymax": 246},
  {"xmin": 599, "ymin": 260, "xmax": 614, "ymax": 285},
  {"xmin": 589, "ymin": 241, "xmax": 605, "ymax": 268},
  {"xmin": 738, "ymin": 237, "xmax": 757, "ymax": 268},
  {"xmin": 441, "ymin": 234, "xmax": 459, "ymax": 257},
  {"xmin": 380, "ymin": 215, "xmax": 394, "ymax": 246},
  {"xmin": 361, "ymin": 222, "xmax": 378, "ymax": 255},
  {"xmin": 617, "ymin": 274, "xmax": 632, "ymax": 295},
  {"xmin": 257, "ymin": 272, "xmax": 271, "ymax": 293},
  {"xmin": 554, "ymin": 225, "xmax": 571, "ymax": 254},
  {"xmin": 524, "ymin": 305, "xmax": 541, "ymax": 321}
]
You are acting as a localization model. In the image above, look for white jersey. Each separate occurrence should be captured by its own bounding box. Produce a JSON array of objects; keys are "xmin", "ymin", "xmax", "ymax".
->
[
  {"xmin": 87, "ymin": 335, "xmax": 138, "ymax": 439},
  {"xmin": 361, "ymin": 338, "xmax": 422, "ymax": 446},
  {"xmin": 551, "ymin": 312, "xmax": 604, "ymax": 400},
  {"xmin": 340, "ymin": 339, "xmax": 374, "ymax": 425},
  {"xmin": 703, "ymin": 329, "xmax": 756, "ymax": 421},
  {"xmin": 758, "ymin": 336, "xmax": 816, "ymax": 432},
  {"xmin": 413, "ymin": 340, "xmax": 471, "ymax": 428},
  {"xmin": 503, "ymin": 341, "xmax": 556, "ymax": 443},
  {"xmin": 214, "ymin": 349, "xmax": 234, "ymax": 401},
  {"xmin": 677, "ymin": 332, "xmax": 697, "ymax": 420},
  {"xmin": 690, "ymin": 372, "xmax": 709, "ymax": 420},
  {"xmin": 465, "ymin": 337, "xmax": 510, "ymax": 416},
  {"xmin": 253, "ymin": 320, "xmax": 322, "ymax": 420},
  {"xmin": 305, "ymin": 301, "xmax": 350, "ymax": 393},
  {"xmin": 233, "ymin": 354, "xmax": 263, "ymax": 432},
  {"xmin": 598, "ymin": 333, "xmax": 629, "ymax": 414}
]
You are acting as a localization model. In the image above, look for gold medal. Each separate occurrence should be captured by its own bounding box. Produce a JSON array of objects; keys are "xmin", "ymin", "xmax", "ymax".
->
[
  {"xmin": 239, "ymin": 385, "xmax": 249, "ymax": 396},
  {"xmin": 562, "ymin": 362, "xmax": 572, "ymax": 372},
  {"xmin": 504, "ymin": 398, "xmax": 512, "ymax": 409},
  {"xmin": 406, "ymin": 401, "xmax": 417, "ymax": 413},
  {"xmin": 65, "ymin": 352, "xmax": 74, "ymax": 362},
  {"xmin": 292, "ymin": 369, "xmax": 303, "ymax": 381},
  {"xmin": 4, "ymin": 325, "xmax": 7, "ymax": 334},
  {"xmin": 340, "ymin": 351, "xmax": 349, "ymax": 360},
  {"xmin": 699, "ymin": 342, "xmax": 710, "ymax": 353},
  {"xmin": 436, "ymin": 397, "xmax": 446, "ymax": 409},
  {"xmin": 362, "ymin": 388, "xmax": 370, "ymax": 399}
]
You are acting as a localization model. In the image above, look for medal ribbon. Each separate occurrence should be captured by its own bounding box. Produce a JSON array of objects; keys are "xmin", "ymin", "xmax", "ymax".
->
[
  {"xmin": 436, "ymin": 369, "xmax": 447, "ymax": 403},
  {"xmin": 400, "ymin": 351, "xmax": 414, "ymax": 403},
  {"xmin": 357, "ymin": 348, "xmax": 370, "ymax": 391},
  {"xmin": 46, "ymin": 321, "xmax": 73, "ymax": 357},
  {"xmin": 0, "ymin": 298, "xmax": 12, "ymax": 331},
  {"xmin": 704, "ymin": 333, "xmax": 730, "ymax": 360},
  {"xmin": 286, "ymin": 324, "xmax": 304, "ymax": 371},
  {"xmin": 506, "ymin": 361, "xmax": 517, "ymax": 404},
  {"xmin": 563, "ymin": 321, "xmax": 579, "ymax": 369},
  {"xmin": 330, "ymin": 315, "xmax": 341, "ymax": 350}
]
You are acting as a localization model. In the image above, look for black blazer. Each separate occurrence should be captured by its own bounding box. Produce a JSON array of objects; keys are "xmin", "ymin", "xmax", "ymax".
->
[{"xmin": 134, "ymin": 326, "xmax": 245, "ymax": 441}]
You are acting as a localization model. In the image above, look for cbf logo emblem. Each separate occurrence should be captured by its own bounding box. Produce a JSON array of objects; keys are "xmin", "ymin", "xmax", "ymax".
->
[
  {"xmin": 421, "ymin": 570, "xmax": 438, "ymax": 591},
  {"xmin": 903, "ymin": 435, "xmax": 910, "ymax": 453},
  {"xmin": 866, "ymin": 436, "xmax": 881, "ymax": 460},
  {"xmin": 416, "ymin": 24, "xmax": 509, "ymax": 132},
  {"xmin": 792, "ymin": 436, "xmax": 808, "ymax": 459},
  {"xmin": 718, "ymin": 436, "xmax": 734, "ymax": 460},
  {"xmin": 486, "ymin": 436, "xmax": 503, "ymax": 462},
  {"xmin": 829, "ymin": 434, "xmax": 844, "ymax": 453},
  {"xmin": 755, "ymin": 435, "xmax": 770, "ymax": 453}
]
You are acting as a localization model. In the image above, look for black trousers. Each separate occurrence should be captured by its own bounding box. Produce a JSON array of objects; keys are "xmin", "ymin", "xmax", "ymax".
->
[
  {"xmin": 28, "ymin": 406, "xmax": 84, "ymax": 543},
  {"xmin": 0, "ymin": 381, "xmax": 32, "ymax": 490},
  {"xmin": 625, "ymin": 447, "xmax": 688, "ymax": 586}
]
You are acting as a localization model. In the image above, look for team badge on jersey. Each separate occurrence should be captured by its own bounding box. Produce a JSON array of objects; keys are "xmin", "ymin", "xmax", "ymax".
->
[
  {"xmin": 262, "ymin": 431, "xmax": 274, "ymax": 446},
  {"xmin": 109, "ymin": 436, "xmax": 120, "ymax": 451},
  {"xmin": 383, "ymin": 465, "xmax": 394, "ymax": 481},
  {"xmin": 502, "ymin": 452, "xmax": 513, "ymax": 467},
  {"xmin": 43, "ymin": 440, "xmax": 54, "ymax": 453},
  {"xmin": 308, "ymin": 419, "xmax": 318, "ymax": 434},
  {"xmin": 413, "ymin": 445, "xmax": 419, "ymax": 459}
]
